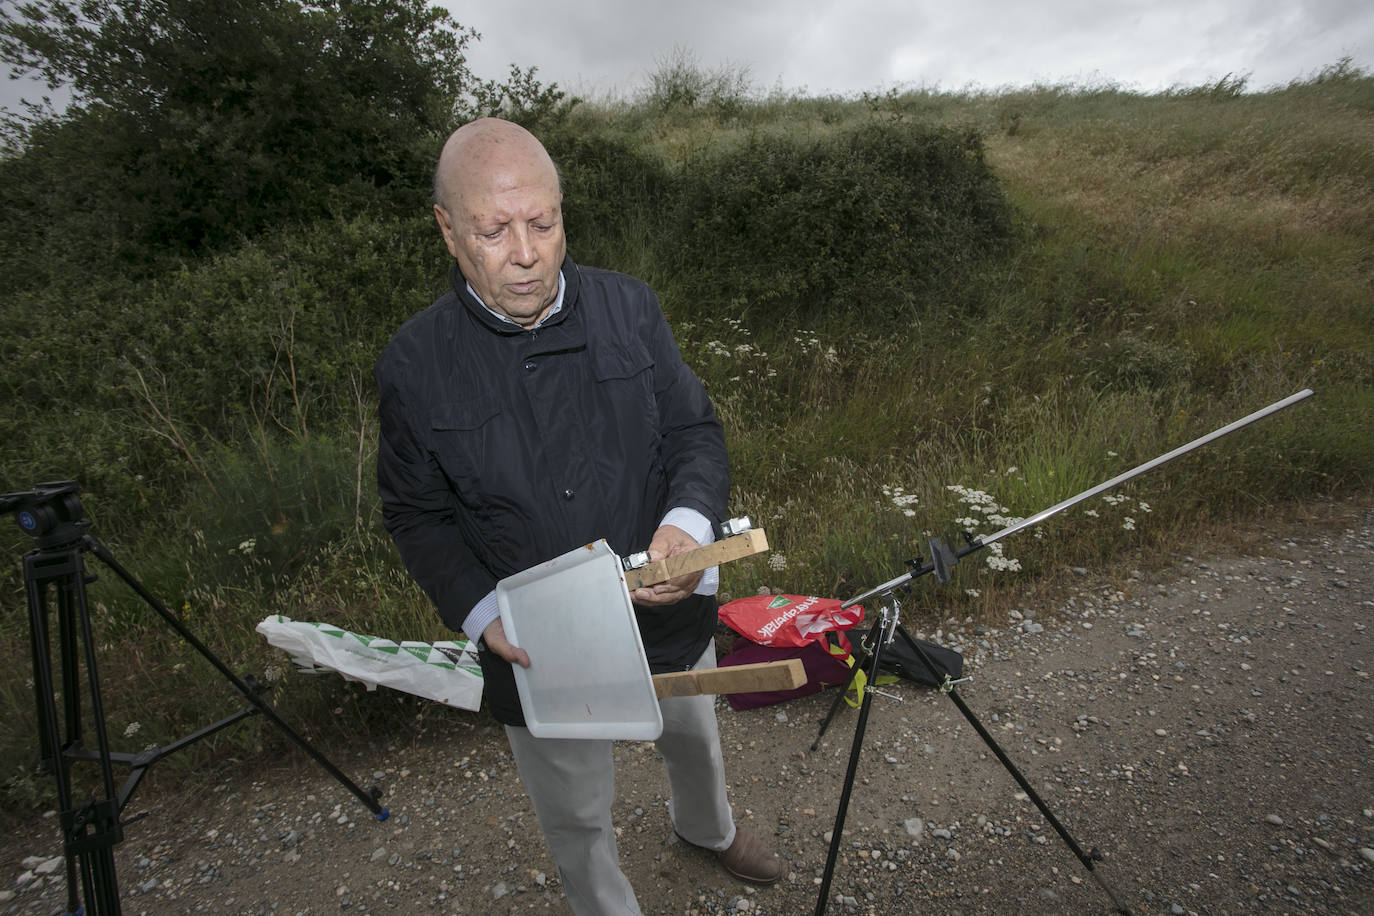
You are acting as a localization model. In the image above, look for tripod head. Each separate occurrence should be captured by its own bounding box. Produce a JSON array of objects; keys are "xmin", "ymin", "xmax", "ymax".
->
[{"xmin": 1, "ymin": 480, "xmax": 90, "ymax": 549}]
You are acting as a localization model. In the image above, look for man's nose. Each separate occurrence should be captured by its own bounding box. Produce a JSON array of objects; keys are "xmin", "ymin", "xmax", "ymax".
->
[{"xmin": 509, "ymin": 226, "xmax": 538, "ymax": 266}]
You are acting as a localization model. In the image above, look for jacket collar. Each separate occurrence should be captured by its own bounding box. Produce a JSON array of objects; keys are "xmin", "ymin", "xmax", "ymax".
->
[{"xmin": 450, "ymin": 254, "xmax": 581, "ymax": 335}]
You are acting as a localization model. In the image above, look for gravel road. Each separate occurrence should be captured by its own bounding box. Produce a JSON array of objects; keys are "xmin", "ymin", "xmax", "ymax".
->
[{"xmin": 3, "ymin": 501, "xmax": 1371, "ymax": 915}]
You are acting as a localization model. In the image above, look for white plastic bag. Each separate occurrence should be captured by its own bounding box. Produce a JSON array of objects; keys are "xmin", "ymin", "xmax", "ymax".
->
[{"xmin": 256, "ymin": 615, "xmax": 483, "ymax": 711}]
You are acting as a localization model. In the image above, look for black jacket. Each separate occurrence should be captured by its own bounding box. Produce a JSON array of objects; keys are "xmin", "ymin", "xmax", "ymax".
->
[{"xmin": 375, "ymin": 255, "xmax": 730, "ymax": 724}]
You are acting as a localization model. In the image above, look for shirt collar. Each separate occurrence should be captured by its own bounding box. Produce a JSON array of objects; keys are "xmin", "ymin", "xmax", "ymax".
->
[{"xmin": 466, "ymin": 271, "xmax": 566, "ymax": 329}]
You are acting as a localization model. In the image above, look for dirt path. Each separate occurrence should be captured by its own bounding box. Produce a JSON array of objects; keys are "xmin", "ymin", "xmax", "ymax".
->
[{"xmin": 3, "ymin": 502, "xmax": 1371, "ymax": 915}]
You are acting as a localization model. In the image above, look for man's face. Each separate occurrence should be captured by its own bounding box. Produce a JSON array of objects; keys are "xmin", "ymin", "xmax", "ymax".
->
[{"xmin": 436, "ymin": 153, "xmax": 565, "ymax": 329}]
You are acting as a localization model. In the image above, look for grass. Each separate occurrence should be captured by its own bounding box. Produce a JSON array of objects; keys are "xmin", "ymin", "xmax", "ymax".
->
[{"xmin": 2, "ymin": 63, "xmax": 1372, "ymax": 816}]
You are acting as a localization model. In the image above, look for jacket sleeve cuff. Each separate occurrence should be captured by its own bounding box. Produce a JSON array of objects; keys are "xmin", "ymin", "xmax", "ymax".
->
[
  {"xmin": 462, "ymin": 590, "xmax": 500, "ymax": 645},
  {"xmin": 660, "ymin": 506, "xmax": 718, "ymax": 596}
]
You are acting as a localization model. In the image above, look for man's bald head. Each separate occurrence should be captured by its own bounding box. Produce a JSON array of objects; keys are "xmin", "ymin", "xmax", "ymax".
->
[
  {"xmin": 431, "ymin": 118, "xmax": 567, "ymax": 328},
  {"xmin": 432, "ymin": 118, "xmax": 561, "ymax": 215}
]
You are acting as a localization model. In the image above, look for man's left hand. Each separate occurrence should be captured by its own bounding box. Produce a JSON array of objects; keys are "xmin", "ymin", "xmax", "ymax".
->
[{"xmin": 630, "ymin": 524, "xmax": 703, "ymax": 606}]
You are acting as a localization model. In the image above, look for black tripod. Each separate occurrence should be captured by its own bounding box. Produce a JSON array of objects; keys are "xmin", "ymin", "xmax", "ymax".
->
[
  {"xmin": 809, "ymin": 579, "xmax": 1130, "ymax": 916},
  {"xmin": 5, "ymin": 482, "xmax": 388, "ymax": 916},
  {"xmin": 805, "ymin": 389, "xmax": 1319, "ymax": 914}
]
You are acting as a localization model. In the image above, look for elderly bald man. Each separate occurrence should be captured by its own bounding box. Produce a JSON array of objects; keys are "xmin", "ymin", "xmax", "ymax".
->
[{"xmin": 374, "ymin": 118, "xmax": 781, "ymax": 914}]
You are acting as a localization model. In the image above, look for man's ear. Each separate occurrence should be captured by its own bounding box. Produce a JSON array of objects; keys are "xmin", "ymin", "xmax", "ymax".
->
[{"xmin": 434, "ymin": 204, "xmax": 460, "ymax": 258}]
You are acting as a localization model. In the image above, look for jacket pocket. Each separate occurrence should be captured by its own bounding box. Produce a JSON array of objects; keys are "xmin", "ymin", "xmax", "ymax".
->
[
  {"xmin": 592, "ymin": 340, "xmax": 653, "ymax": 383},
  {"xmin": 592, "ymin": 341, "xmax": 656, "ymax": 428},
  {"xmin": 429, "ymin": 400, "xmax": 503, "ymax": 492}
]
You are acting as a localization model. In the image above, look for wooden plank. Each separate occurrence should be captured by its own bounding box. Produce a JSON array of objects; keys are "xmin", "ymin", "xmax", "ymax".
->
[
  {"xmin": 652, "ymin": 658, "xmax": 805, "ymax": 699},
  {"xmin": 624, "ymin": 529, "xmax": 769, "ymax": 591}
]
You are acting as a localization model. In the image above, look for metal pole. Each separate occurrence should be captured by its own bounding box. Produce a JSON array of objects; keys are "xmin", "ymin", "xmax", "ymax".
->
[
  {"xmin": 980, "ymin": 388, "xmax": 1314, "ymax": 547},
  {"xmin": 843, "ymin": 388, "xmax": 1314, "ymax": 608}
]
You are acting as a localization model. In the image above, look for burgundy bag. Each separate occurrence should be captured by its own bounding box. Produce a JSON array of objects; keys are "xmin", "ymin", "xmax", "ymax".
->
[{"xmin": 717, "ymin": 633, "xmax": 857, "ymax": 710}]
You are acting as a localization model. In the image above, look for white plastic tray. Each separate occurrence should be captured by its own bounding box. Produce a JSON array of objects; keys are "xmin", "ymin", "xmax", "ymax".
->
[{"xmin": 495, "ymin": 540, "xmax": 664, "ymax": 740}]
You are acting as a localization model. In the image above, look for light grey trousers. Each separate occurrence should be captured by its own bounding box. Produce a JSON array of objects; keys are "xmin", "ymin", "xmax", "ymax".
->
[{"xmin": 504, "ymin": 640, "xmax": 735, "ymax": 916}]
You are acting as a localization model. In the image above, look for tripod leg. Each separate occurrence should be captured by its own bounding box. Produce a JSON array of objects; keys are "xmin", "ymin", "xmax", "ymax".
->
[
  {"xmin": 70, "ymin": 563, "xmax": 126, "ymax": 915},
  {"xmin": 810, "ymin": 640, "xmax": 868, "ymax": 751},
  {"xmin": 28, "ymin": 585, "xmax": 79, "ymax": 911},
  {"xmin": 26, "ymin": 554, "xmax": 94, "ymax": 911},
  {"xmin": 893, "ymin": 624, "xmax": 1131, "ymax": 914},
  {"xmin": 813, "ymin": 620, "xmax": 892, "ymax": 916},
  {"xmin": 27, "ymin": 549, "xmax": 127, "ymax": 915},
  {"xmin": 68, "ymin": 568, "xmax": 121, "ymax": 811},
  {"xmin": 57, "ymin": 579, "xmax": 84, "ymax": 755},
  {"xmin": 88, "ymin": 537, "xmax": 388, "ymax": 820},
  {"xmin": 26, "ymin": 566, "xmax": 60, "ymax": 772}
]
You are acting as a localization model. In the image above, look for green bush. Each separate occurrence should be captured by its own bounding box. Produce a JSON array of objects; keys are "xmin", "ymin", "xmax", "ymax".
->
[
  {"xmin": 0, "ymin": 0, "xmax": 479, "ymax": 282},
  {"xmin": 0, "ymin": 215, "xmax": 445, "ymax": 529},
  {"xmin": 662, "ymin": 121, "xmax": 1016, "ymax": 323},
  {"xmin": 543, "ymin": 131, "xmax": 670, "ymax": 269}
]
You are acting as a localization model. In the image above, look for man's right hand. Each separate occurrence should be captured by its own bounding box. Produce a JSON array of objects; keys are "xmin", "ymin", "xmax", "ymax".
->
[{"xmin": 482, "ymin": 618, "xmax": 531, "ymax": 668}]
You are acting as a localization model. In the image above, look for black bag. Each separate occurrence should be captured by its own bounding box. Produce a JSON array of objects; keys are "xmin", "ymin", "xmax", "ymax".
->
[{"xmin": 853, "ymin": 626, "xmax": 964, "ymax": 688}]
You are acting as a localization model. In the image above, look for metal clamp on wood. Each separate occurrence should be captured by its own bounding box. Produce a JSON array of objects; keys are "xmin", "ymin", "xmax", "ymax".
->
[
  {"xmin": 622, "ymin": 525, "xmax": 769, "ymax": 590},
  {"xmin": 621, "ymin": 516, "xmax": 756, "ymax": 573},
  {"xmin": 719, "ymin": 516, "xmax": 753, "ymax": 538}
]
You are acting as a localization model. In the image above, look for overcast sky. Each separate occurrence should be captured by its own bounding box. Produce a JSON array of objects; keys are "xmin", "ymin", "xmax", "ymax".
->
[
  {"xmin": 454, "ymin": 0, "xmax": 1372, "ymax": 99},
  {"xmin": 1, "ymin": 0, "xmax": 1369, "ymax": 115}
]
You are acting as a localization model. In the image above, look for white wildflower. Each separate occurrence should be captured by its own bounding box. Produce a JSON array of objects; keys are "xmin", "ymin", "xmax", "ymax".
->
[
  {"xmin": 1137, "ymin": 501, "xmax": 1151, "ymax": 513},
  {"xmin": 966, "ymin": 589, "xmax": 981, "ymax": 598},
  {"xmin": 1122, "ymin": 517, "xmax": 1136, "ymax": 531},
  {"xmin": 1083, "ymin": 509, "xmax": 1099, "ymax": 517},
  {"xmin": 123, "ymin": 722, "xmax": 141, "ymax": 738},
  {"xmin": 882, "ymin": 485, "xmax": 920, "ymax": 515},
  {"xmin": 767, "ymin": 553, "xmax": 788, "ymax": 572},
  {"xmin": 983, "ymin": 541, "xmax": 1022, "ymax": 572}
]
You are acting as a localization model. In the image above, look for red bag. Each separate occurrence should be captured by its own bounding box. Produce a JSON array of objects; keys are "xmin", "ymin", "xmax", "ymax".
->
[
  {"xmin": 717, "ymin": 594, "xmax": 863, "ymax": 648},
  {"xmin": 717, "ymin": 595, "xmax": 866, "ymax": 710}
]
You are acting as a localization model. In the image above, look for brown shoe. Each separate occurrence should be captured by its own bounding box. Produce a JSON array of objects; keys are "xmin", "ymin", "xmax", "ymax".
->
[{"xmin": 717, "ymin": 827, "xmax": 782, "ymax": 885}]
